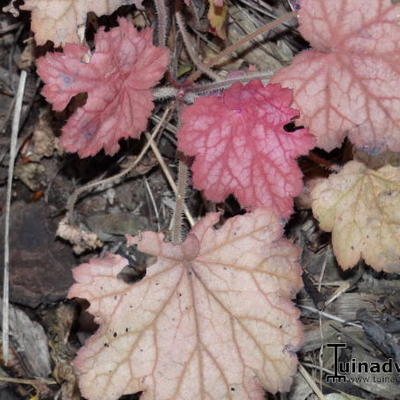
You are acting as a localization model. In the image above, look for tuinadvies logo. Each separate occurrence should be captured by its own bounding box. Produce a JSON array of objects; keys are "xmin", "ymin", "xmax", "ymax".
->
[{"xmin": 326, "ymin": 343, "xmax": 400, "ymax": 384}]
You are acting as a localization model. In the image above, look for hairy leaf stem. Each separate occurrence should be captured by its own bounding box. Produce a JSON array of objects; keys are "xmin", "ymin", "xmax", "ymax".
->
[
  {"xmin": 152, "ymin": 70, "xmax": 273, "ymax": 102},
  {"xmin": 172, "ymin": 156, "xmax": 189, "ymax": 244},
  {"xmin": 153, "ymin": 0, "xmax": 169, "ymax": 46}
]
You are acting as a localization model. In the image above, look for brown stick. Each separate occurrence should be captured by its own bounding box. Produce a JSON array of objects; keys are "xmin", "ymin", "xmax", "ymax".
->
[{"xmin": 187, "ymin": 11, "xmax": 295, "ymax": 82}]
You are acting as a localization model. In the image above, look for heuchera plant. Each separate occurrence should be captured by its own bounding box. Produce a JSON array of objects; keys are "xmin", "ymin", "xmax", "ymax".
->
[
  {"xmin": 271, "ymin": 0, "xmax": 400, "ymax": 152},
  {"xmin": 311, "ymin": 161, "xmax": 400, "ymax": 273},
  {"xmin": 18, "ymin": 0, "xmax": 400, "ymax": 398},
  {"xmin": 37, "ymin": 18, "xmax": 169, "ymax": 157},
  {"xmin": 68, "ymin": 209, "xmax": 303, "ymax": 400},
  {"xmin": 178, "ymin": 80, "xmax": 315, "ymax": 217}
]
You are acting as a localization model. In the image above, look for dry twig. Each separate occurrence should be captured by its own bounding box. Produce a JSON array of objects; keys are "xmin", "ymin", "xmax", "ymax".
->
[{"xmin": 2, "ymin": 70, "xmax": 27, "ymax": 364}]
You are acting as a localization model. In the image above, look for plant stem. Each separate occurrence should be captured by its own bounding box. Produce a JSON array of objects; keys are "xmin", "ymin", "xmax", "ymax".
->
[
  {"xmin": 144, "ymin": 132, "xmax": 195, "ymax": 227},
  {"xmin": 172, "ymin": 156, "xmax": 188, "ymax": 243},
  {"xmin": 152, "ymin": 70, "xmax": 273, "ymax": 102},
  {"xmin": 152, "ymin": 86, "xmax": 178, "ymax": 100},
  {"xmin": 307, "ymin": 152, "xmax": 340, "ymax": 172},
  {"xmin": 153, "ymin": 0, "xmax": 169, "ymax": 46},
  {"xmin": 187, "ymin": 71, "xmax": 273, "ymax": 95}
]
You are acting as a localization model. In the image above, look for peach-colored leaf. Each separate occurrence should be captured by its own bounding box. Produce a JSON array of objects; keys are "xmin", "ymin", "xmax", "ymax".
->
[
  {"xmin": 311, "ymin": 161, "xmax": 400, "ymax": 273},
  {"xmin": 177, "ymin": 80, "xmax": 315, "ymax": 218},
  {"xmin": 21, "ymin": 0, "xmax": 141, "ymax": 46},
  {"xmin": 68, "ymin": 209, "xmax": 303, "ymax": 400},
  {"xmin": 37, "ymin": 18, "xmax": 169, "ymax": 157},
  {"xmin": 271, "ymin": 0, "xmax": 400, "ymax": 152}
]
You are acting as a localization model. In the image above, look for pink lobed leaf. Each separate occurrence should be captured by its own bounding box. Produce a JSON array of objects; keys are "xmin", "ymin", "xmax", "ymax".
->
[
  {"xmin": 272, "ymin": 0, "xmax": 400, "ymax": 152},
  {"xmin": 177, "ymin": 80, "xmax": 315, "ymax": 218},
  {"xmin": 37, "ymin": 18, "xmax": 169, "ymax": 157},
  {"xmin": 68, "ymin": 208, "xmax": 303, "ymax": 400}
]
